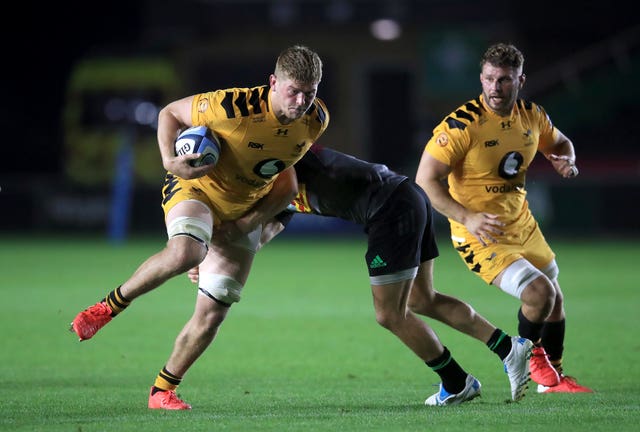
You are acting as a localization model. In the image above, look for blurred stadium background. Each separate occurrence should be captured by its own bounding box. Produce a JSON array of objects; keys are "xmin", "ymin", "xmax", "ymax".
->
[{"xmin": 2, "ymin": 0, "xmax": 638, "ymax": 241}]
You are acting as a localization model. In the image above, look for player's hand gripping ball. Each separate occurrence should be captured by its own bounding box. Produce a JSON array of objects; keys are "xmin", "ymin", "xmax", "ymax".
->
[{"xmin": 174, "ymin": 126, "xmax": 221, "ymax": 167}]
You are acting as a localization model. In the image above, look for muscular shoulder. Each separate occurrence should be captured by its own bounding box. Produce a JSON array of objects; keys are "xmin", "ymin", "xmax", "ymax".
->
[
  {"xmin": 515, "ymin": 98, "xmax": 544, "ymax": 113},
  {"xmin": 425, "ymin": 97, "xmax": 482, "ymax": 161},
  {"xmin": 515, "ymin": 98, "xmax": 552, "ymax": 125},
  {"xmin": 191, "ymin": 85, "xmax": 271, "ymax": 123},
  {"xmin": 438, "ymin": 97, "xmax": 486, "ymax": 133},
  {"xmin": 306, "ymin": 97, "xmax": 330, "ymax": 136},
  {"xmin": 514, "ymin": 98, "xmax": 555, "ymax": 139}
]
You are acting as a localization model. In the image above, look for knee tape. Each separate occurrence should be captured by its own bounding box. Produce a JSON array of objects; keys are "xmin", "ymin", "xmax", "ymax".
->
[
  {"xmin": 498, "ymin": 259, "xmax": 545, "ymax": 299},
  {"xmin": 198, "ymin": 273, "xmax": 243, "ymax": 304},
  {"xmin": 167, "ymin": 216, "xmax": 213, "ymax": 244}
]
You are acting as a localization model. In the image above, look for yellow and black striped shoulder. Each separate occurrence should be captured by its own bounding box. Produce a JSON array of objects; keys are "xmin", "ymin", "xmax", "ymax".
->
[
  {"xmin": 444, "ymin": 97, "xmax": 485, "ymax": 131},
  {"xmin": 219, "ymin": 85, "xmax": 270, "ymax": 119},
  {"xmin": 516, "ymin": 98, "xmax": 538, "ymax": 111},
  {"xmin": 306, "ymin": 98, "xmax": 329, "ymax": 127}
]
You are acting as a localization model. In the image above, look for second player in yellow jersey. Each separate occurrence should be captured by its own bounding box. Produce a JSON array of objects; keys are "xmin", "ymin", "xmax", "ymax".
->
[{"xmin": 416, "ymin": 42, "xmax": 592, "ymax": 394}]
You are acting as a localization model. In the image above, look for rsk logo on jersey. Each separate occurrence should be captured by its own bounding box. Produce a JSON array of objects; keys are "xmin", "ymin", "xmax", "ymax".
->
[{"xmin": 248, "ymin": 141, "xmax": 264, "ymax": 150}]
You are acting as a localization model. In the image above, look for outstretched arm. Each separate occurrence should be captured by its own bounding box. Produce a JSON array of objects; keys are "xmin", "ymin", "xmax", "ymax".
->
[{"xmin": 188, "ymin": 168, "xmax": 298, "ymax": 283}]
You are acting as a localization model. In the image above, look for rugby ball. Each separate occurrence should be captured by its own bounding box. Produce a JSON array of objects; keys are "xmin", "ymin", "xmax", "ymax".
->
[{"xmin": 174, "ymin": 126, "xmax": 221, "ymax": 167}]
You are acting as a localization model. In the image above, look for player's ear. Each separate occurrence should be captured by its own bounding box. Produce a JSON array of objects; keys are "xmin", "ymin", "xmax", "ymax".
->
[
  {"xmin": 519, "ymin": 73, "xmax": 526, "ymax": 89},
  {"xmin": 269, "ymin": 74, "xmax": 277, "ymax": 89}
]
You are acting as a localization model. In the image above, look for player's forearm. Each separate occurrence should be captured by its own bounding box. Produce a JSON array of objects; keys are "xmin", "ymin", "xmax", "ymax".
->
[
  {"xmin": 542, "ymin": 129, "xmax": 576, "ymax": 161},
  {"xmin": 258, "ymin": 219, "xmax": 287, "ymax": 250},
  {"xmin": 419, "ymin": 179, "xmax": 469, "ymax": 225},
  {"xmin": 237, "ymin": 168, "xmax": 298, "ymax": 232},
  {"xmin": 157, "ymin": 108, "xmax": 186, "ymax": 169},
  {"xmin": 157, "ymin": 97, "xmax": 194, "ymax": 170}
]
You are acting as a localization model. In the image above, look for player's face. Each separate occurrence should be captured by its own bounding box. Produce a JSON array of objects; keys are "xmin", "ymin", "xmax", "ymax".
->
[
  {"xmin": 270, "ymin": 74, "xmax": 318, "ymax": 123},
  {"xmin": 480, "ymin": 63, "xmax": 524, "ymax": 117}
]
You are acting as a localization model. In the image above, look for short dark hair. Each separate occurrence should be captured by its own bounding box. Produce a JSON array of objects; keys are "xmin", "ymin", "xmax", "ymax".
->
[{"xmin": 480, "ymin": 43, "xmax": 524, "ymax": 70}]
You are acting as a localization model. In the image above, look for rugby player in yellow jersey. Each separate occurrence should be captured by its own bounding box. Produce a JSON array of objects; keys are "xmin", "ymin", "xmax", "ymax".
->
[
  {"xmin": 70, "ymin": 45, "xmax": 329, "ymax": 409},
  {"xmin": 416, "ymin": 43, "xmax": 592, "ymax": 394}
]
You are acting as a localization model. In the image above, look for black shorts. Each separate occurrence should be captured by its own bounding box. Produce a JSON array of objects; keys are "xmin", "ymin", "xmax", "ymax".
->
[{"xmin": 364, "ymin": 180, "xmax": 439, "ymax": 277}]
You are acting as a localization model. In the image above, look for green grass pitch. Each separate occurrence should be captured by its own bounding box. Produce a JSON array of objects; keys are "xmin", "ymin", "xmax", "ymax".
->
[{"xmin": 1, "ymin": 235, "xmax": 639, "ymax": 431}]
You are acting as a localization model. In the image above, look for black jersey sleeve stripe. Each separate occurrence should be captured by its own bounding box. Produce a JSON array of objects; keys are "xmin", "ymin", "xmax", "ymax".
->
[
  {"xmin": 235, "ymin": 91, "xmax": 250, "ymax": 117},
  {"xmin": 260, "ymin": 86, "xmax": 269, "ymax": 110},
  {"xmin": 249, "ymin": 88, "xmax": 262, "ymax": 114},
  {"xmin": 516, "ymin": 99, "xmax": 534, "ymax": 111},
  {"xmin": 314, "ymin": 101, "xmax": 327, "ymax": 125},
  {"xmin": 220, "ymin": 92, "xmax": 235, "ymax": 118},
  {"xmin": 464, "ymin": 102, "xmax": 482, "ymax": 116},
  {"xmin": 445, "ymin": 116, "xmax": 467, "ymax": 130},
  {"xmin": 454, "ymin": 108, "xmax": 475, "ymax": 123}
]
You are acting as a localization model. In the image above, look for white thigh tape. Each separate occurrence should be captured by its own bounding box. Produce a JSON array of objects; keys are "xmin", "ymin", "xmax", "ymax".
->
[{"xmin": 167, "ymin": 216, "xmax": 213, "ymax": 243}]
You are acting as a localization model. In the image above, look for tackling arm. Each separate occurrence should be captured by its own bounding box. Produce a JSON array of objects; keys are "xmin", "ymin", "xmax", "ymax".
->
[{"xmin": 217, "ymin": 167, "xmax": 299, "ymax": 242}]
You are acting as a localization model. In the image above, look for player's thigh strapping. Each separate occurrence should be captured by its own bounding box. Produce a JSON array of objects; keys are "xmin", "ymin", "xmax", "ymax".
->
[
  {"xmin": 162, "ymin": 174, "xmax": 216, "ymax": 248},
  {"xmin": 449, "ymin": 217, "xmax": 558, "ymax": 297},
  {"xmin": 197, "ymin": 226, "xmax": 263, "ymax": 306},
  {"xmin": 162, "ymin": 172, "xmax": 261, "ymax": 306}
]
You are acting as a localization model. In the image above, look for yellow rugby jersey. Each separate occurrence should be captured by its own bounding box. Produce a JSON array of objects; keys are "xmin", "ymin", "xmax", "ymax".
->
[
  {"xmin": 187, "ymin": 85, "xmax": 329, "ymax": 221},
  {"xmin": 425, "ymin": 94, "xmax": 558, "ymax": 226}
]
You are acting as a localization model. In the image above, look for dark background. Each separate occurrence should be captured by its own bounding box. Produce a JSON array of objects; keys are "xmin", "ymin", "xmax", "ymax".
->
[{"xmin": 3, "ymin": 0, "xmax": 638, "ymax": 237}]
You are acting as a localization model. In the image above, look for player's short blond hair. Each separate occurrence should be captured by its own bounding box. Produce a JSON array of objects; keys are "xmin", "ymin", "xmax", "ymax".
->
[{"xmin": 274, "ymin": 45, "xmax": 323, "ymax": 84}]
